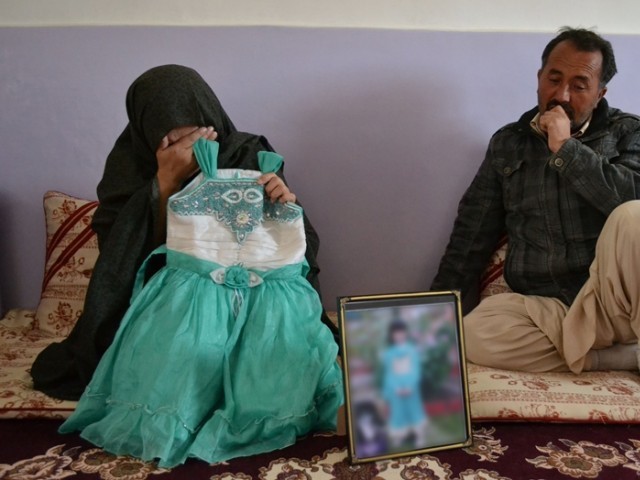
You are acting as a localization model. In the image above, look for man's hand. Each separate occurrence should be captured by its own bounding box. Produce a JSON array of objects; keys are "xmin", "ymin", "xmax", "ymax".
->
[
  {"xmin": 156, "ymin": 126, "xmax": 217, "ymax": 195},
  {"xmin": 539, "ymin": 105, "xmax": 571, "ymax": 154},
  {"xmin": 257, "ymin": 173, "xmax": 297, "ymax": 203}
]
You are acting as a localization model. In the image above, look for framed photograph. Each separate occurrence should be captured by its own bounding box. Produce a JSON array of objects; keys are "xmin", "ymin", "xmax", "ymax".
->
[{"xmin": 338, "ymin": 291, "xmax": 472, "ymax": 464}]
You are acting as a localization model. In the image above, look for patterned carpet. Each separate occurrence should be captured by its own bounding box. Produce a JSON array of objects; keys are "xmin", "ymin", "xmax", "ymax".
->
[{"xmin": 2, "ymin": 420, "xmax": 640, "ymax": 479}]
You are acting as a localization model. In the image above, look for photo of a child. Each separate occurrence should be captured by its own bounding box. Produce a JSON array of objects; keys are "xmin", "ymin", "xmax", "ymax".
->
[
  {"xmin": 341, "ymin": 293, "xmax": 470, "ymax": 462},
  {"xmin": 382, "ymin": 319, "xmax": 427, "ymax": 449}
]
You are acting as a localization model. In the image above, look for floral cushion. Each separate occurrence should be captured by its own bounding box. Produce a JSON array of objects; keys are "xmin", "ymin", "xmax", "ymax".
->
[
  {"xmin": 0, "ymin": 309, "xmax": 77, "ymax": 419},
  {"xmin": 468, "ymin": 363, "xmax": 640, "ymax": 423},
  {"xmin": 0, "ymin": 190, "xmax": 98, "ymax": 418},
  {"xmin": 34, "ymin": 191, "xmax": 99, "ymax": 337},
  {"xmin": 479, "ymin": 235, "xmax": 512, "ymax": 301}
]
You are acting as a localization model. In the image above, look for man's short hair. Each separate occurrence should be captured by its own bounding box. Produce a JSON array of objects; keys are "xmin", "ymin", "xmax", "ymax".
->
[{"xmin": 541, "ymin": 27, "xmax": 617, "ymax": 87}]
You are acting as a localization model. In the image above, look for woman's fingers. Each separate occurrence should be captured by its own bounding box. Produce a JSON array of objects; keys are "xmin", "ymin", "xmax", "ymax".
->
[
  {"xmin": 158, "ymin": 135, "xmax": 170, "ymax": 152},
  {"xmin": 160, "ymin": 126, "xmax": 217, "ymax": 153},
  {"xmin": 258, "ymin": 174, "xmax": 296, "ymax": 203},
  {"xmin": 257, "ymin": 173, "xmax": 276, "ymax": 185},
  {"xmin": 206, "ymin": 129, "xmax": 218, "ymax": 141},
  {"xmin": 165, "ymin": 126, "xmax": 199, "ymax": 146},
  {"xmin": 269, "ymin": 184, "xmax": 285, "ymax": 201},
  {"xmin": 174, "ymin": 126, "xmax": 214, "ymax": 149},
  {"xmin": 280, "ymin": 192, "xmax": 296, "ymax": 203}
]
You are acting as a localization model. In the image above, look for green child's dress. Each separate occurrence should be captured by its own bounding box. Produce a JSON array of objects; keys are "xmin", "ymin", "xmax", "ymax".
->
[{"xmin": 59, "ymin": 139, "xmax": 343, "ymax": 467}]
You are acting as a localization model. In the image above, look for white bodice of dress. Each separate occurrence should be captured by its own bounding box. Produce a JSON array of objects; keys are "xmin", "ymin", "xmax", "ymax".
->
[{"xmin": 166, "ymin": 169, "xmax": 306, "ymax": 270}]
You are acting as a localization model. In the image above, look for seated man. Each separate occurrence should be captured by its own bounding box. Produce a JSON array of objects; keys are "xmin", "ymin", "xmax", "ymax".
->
[{"xmin": 431, "ymin": 27, "xmax": 640, "ymax": 374}]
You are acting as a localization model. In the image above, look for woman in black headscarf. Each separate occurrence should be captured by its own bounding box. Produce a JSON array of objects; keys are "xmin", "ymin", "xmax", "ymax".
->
[{"xmin": 31, "ymin": 65, "xmax": 336, "ymax": 400}]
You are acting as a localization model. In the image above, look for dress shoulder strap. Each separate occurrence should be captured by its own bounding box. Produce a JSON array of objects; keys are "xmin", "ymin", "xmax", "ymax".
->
[
  {"xmin": 192, "ymin": 139, "xmax": 220, "ymax": 178},
  {"xmin": 257, "ymin": 151, "xmax": 284, "ymax": 174}
]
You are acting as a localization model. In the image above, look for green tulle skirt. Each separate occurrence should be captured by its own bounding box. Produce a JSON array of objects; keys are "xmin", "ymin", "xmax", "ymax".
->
[{"xmin": 59, "ymin": 250, "xmax": 343, "ymax": 467}]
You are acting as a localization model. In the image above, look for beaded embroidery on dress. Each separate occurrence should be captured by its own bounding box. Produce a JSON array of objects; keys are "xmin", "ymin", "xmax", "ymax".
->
[{"xmin": 170, "ymin": 180, "xmax": 301, "ymax": 243}]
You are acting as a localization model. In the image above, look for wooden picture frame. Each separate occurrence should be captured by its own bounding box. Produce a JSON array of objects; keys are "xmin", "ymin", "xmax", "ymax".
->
[{"xmin": 338, "ymin": 291, "xmax": 472, "ymax": 464}]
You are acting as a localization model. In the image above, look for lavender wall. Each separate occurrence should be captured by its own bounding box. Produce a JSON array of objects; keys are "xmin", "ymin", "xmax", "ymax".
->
[{"xmin": 1, "ymin": 27, "xmax": 640, "ymax": 314}]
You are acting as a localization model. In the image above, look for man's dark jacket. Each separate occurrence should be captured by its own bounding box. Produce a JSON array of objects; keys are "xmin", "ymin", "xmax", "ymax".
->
[{"xmin": 432, "ymin": 99, "xmax": 640, "ymax": 306}]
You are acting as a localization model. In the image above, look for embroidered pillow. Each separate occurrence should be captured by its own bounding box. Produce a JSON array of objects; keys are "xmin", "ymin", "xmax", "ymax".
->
[
  {"xmin": 479, "ymin": 235, "xmax": 512, "ymax": 301},
  {"xmin": 468, "ymin": 363, "xmax": 640, "ymax": 423},
  {"xmin": 34, "ymin": 191, "xmax": 99, "ymax": 337}
]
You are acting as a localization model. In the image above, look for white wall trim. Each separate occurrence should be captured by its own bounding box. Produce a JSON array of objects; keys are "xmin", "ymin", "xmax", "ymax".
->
[{"xmin": 1, "ymin": 0, "xmax": 640, "ymax": 34}]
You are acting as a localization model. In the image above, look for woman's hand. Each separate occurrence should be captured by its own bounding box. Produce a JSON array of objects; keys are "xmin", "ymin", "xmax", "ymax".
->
[
  {"xmin": 257, "ymin": 173, "xmax": 297, "ymax": 203},
  {"xmin": 153, "ymin": 125, "xmax": 217, "ymax": 245},
  {"xmin": 155, "ymin": 126, "xmax": 217, "ymax": 195}
]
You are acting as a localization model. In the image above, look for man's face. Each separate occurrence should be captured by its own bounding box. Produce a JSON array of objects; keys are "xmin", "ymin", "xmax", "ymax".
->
[{"xmin": 537, "ymin": 40, "xmax": 607, "ymax": 132}]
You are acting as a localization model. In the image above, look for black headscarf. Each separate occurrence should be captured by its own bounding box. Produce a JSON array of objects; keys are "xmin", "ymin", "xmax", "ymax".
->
[
  {"xmin": 92, "ymin": 65, "xmax": 277, "ymax": 246},
  {"xmin": 32, "ymin": 65, "xmax": 334, "ymax": 400}
]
